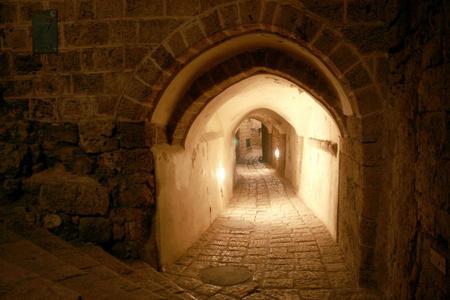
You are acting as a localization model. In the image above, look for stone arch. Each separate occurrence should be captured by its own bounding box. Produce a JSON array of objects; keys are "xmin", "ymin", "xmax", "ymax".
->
[{"xmin": 121, "ymin": 1, "xmax": 385, "ymax": 287}]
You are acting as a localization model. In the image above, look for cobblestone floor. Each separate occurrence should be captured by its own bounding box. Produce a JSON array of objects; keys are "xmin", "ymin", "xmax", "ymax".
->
[{"xmin": 163, "ymin": 160, "xmax": 378, "ymax": 299}]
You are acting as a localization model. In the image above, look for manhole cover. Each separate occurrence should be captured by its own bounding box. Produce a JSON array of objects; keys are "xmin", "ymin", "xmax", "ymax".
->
[
  {"xmin": 224, "ymin": 220, "xmax": 254, "ymax": 229},
  {"xmin": 200, "ymin": 266, "xmax": 252, "ymax": 286}
]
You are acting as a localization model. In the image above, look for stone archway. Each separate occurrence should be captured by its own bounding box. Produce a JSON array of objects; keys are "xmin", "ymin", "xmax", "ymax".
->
[{"xmin": 117, "ymin": 4, "xmax": 385, "ymax": 286}]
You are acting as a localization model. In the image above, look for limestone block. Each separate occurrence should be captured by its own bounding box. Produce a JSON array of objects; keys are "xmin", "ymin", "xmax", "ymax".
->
[
  {"xmin": 117, "ymin": 183, "xmax": 153, "ymax": 208},
  {"xmin": 97, "ymin": 0, "xmax": 123, "ymax": 18},
  {"xmin": 118, "ymin": 122, "xmax": 147, "ymax": 148},
  {"xmin": 139, "ymin": 19, "xmax": 183, "ymax": 44},
  {"xmin": 64, "ymin": 22, "xmax": 109, "ymax": 47},
  {"xmin": 125, "ymin": 0, "xmax": 163, "ymax": 17},
  {"xmin": 43, "ymin": 214, "xmax": 62, "ymax": 229},
  {"xmin": 79, "ymin": 120, "xmax": 118, "ymax": 153},
  {"xmin": 79, "ymin": 217, "xmax": 111, "ymax": 242},
  {"xmin": 26, "ymin": 167, "xmax": 109, "ymax": 216}
]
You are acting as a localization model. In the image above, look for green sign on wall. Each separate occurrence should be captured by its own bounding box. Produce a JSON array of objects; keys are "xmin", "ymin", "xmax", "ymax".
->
[{"xmin": 32, "ymin": 10, "xmax": 58, "ymax": 54}]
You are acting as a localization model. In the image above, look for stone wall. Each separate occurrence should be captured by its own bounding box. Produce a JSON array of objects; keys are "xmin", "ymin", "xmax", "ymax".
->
[
  {"xmin": 237, "ymin": 118, "xmax": 262, "ymax": 159},
  {"xmin": 0, "ymin": 0, "xmax": 448, "ymax": 297},
  {"xmin": 0, "ymin": 98, "xmax": 158, "ymax": 264},
  {"xmin": 375, "ymin": 0, "xmax": 450, "ymax": 298}
]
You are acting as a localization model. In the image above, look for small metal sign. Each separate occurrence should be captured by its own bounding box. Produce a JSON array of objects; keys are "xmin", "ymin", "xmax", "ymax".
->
[{"xmin": 32, "ymin": 10, "xmax": 58, "ymax": 54}]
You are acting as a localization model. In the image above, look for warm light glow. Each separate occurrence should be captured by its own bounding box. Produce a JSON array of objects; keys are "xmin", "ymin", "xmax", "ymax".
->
[
  {"xmin": 217, "ymin": 166, "xmax": 225, "ymax": 184},
  {"xmin": 274, "ymin": 147, "xmax": 280, "ymax": 160}
]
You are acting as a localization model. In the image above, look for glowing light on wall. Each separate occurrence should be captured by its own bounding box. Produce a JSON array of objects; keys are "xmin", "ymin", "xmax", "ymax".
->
[
  {"xmin": 274, "ymin": 147, "xmax": 280, "ymax": 160},
  {"xmin": 217, "ymin": 165, "xmax": 225, "ymax": 184}
]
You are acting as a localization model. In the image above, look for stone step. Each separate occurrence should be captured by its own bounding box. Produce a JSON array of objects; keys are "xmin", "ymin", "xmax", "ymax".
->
[
  {"xmin": 0, "ymin": 258, "xmax": 81, "ymax": 300},
  {"xmin": 81, "ymin": 244, "xmax": 197, "ymax": 299},
  {"xmin": 0, "ymin": 226, "xmax": 164, "ymax": 299},
  {"xmin": 127, "ymin": 260, "xmax": 198, "ymax": 300}
]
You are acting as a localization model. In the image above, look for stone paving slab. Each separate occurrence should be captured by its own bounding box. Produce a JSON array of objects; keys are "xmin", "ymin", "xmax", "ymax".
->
[{"xmin": 164, "ymin": 161, "xmax": 380, "ymax": 299}]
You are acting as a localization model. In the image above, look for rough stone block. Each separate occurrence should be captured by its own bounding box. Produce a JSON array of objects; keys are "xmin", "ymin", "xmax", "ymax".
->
[
  {"xmin": 14, "ymin": 53, "xmax": 42, "ymax": 74},
  {"xmin": 418, "ymin": 64, "xmax": 450, "ymax": 112},
  {"xmin": 118, "ymin": 122, "xmax": 147, "ymax": 148},
  {"xmin": 64, "ymin": 22, "xmax": 109, "ymax": 46},
  {"xmin": 139, "ymin": 19, "xmax": 183, "ymax": 44},
  {"xmin": 361, "ymin": 113, "xmax": 382, "ymax": 142},
  {"xmin": 347, "ymin": 0, "xmax": 383, "ymax": 23},
  {"xmin": 1, "ymin": 80, "xmax": 33, "ymax": 98},
  {"xmin": 76, "ymin": 0, "xmax": 95, "ymax": 20},
  {"xmin": 94, "ymin": 95, "xmax": 117, "ymax": 117},
  {"xmin": 79, "ymin": 120, "xmax": 119, "ymax": 153},
  {"xmin": 76, "ymin": 183, "xmax": 109, "ymax": 215},
  {"xmin": 116, "ymin": 97, "xmax": 145, "ymax": 120},
  {"xmin": 92, "ymin": 47, "xmax": 124, "ymax": 71},
  {"xmin": 73, "ymin": 73, "xmax": 104, "ymax": 94},
  {"xmin": 37, "ymin": 123, "xmax": 79, "ymax": 144},
  {"xmin": 3, "ymin": 27, "xmax": 28, "ymax": 49},
  {"xmin": 313, "ymin": 28, "xmax": 340, "ymax": 55},
  {"xmin": 345, "ymin": 63, "xmax": 372, "ymax": 90},
  {"xmin": 59, "ymin": 97, "xmax": 92, "ymax": 122},
  {"xmin": 219, "ymin": 4, "xmax": 239, "ymax": 28},
  {"xmin": 118, "ymin": 184, "xmax": 152, "ymax": 208},
  {"xmin": 79, "ymin": 217, "xmax": 111, "ymax": 242},
  {"xmin": 167, "ymin": 32, "xmax": 187, "ymax": 58},
  {"xmin": 166, "ymin": 0, "xmax": 200, "ymax": 16},
  {"xmin": 49, "ymin": 0, "xmax": 75, "ymax": 21},
  {"xmin": 97, "ymin": 0, "xmax": 123, "ymax": 18},
  {"xmin": 136, "ymin": 59, "xmax": 161, "ymax": 86},
  {"xmin": 260, "ymin": 0, "xmax": 277, "ymax": 24},
  {"xmin": 111, "ymin": 20, "xmax": 137, "ymax": 44},
  {"xmin": 151, "ymin": 45, "xmax": 177, "ymax": 70},
  {"xmin": 34, "ymin": 75, "xmax": 71, "ymax": 96},
  {"xmin": 355, "ymin": 86, "xmax": 382, "ymax": 115},
  {"xmin": 293, "ymin": 14, "xmax": 321, "ymax": 43},
  {"xmin": 342, "ymin": 25, "xmax": 386, "ymax": 53},
  {"xmin": 302, "ymin": 0, "xmax": 344, "ymax": 23},
  {"xmin": 125, "ymin": 46, "xmax": 149, "ymax": 69},
  {"xmin": 0, "ymin": 3, "xmax": 17, "ymax": 23},
  {"xmin": 183, "ymin": 20, "xmax": 204, "ymax": 47},
  {"xmin": 200, "ymin": 10, "xmax": 221, "ymax": 36},
  {"xmin": 123, "ymin": 78, "xmax": 153, "ymax": 102},
  {"xmin": 239, "ymin": 0, "xmax": 261, "ymax": 25},
  {"xmin": 330, "ymin": 43, "xmax": 359, "ymax": 73},
  {"xmin": 126, "ymin": 0, "xmax": 163, "ymax": 16},
  {"xmin": 0, "ymin": 52, "xmax": 11, "ymax": 76},
  {"xmin": 104, "ymin": 72, "xmax": 132, "ymax": 94},
  {"xmin": 47, "ymin": 51, "xmax": 81, "ymax": 72},
  {"xmin": 273, "ymin": 4, "xmax": 300, "ymax": 31},
  {"xmin": 29, "ymin": 98, "xmax": 57, "ymax": 121}
]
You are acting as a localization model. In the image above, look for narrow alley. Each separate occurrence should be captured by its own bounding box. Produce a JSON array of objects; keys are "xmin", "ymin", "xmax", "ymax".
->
[{"xmin": 163, "ymin": 158, "xmax": 375, "ymax": 299}]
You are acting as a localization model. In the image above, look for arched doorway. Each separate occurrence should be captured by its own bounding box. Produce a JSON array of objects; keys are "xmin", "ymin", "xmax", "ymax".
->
[
  {"xmin": 123, "ymin": 27, "xmax": 383, "ymax": 286},
  {"xmin": 153, "ymin": 74, "xmax": 341, "ymax": 266}
]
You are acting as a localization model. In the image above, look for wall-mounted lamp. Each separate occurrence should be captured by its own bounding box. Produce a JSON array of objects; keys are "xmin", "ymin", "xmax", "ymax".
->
[
  {"xmin": 217, "ymin": 166, "xmax": 225, "ymax": 184},
  {"xmin": 274, "ymin": 147, "xmax": 280, "ymax": 160}
]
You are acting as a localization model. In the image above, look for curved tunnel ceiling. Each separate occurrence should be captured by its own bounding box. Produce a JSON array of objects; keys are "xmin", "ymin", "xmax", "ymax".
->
[
  {"xmin": 151, "ymin": 32, "xmax": 354, "ymax": 127},
  {"xmin": 185, "ymin": 74, "xmax": 341, "ymax": 149}
]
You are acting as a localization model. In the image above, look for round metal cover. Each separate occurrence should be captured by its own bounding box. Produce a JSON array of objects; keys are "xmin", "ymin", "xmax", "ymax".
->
[
  {"xmin": 200, "ymin": 266, "xmax": 252, "ymax": 286},
  {"xmin": 224, "ymin": 220, "xmax": 254, "ymax": 229}
]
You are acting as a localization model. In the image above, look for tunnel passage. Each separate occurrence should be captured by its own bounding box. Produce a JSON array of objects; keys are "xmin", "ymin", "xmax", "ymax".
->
[{"xmin": 153, "ymin": 74, "xmax": 341, "ymax": 268}]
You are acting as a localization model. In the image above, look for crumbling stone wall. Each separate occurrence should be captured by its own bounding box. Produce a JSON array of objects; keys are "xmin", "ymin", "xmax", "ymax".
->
[{"xmin": 0, "ymin": 96, "xmax": 157, "ymax": 262}]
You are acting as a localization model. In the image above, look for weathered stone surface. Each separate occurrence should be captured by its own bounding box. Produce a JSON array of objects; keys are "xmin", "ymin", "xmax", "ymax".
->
[
  {"xmin": 79, "ymin": 217, "xmax": 111, "ymax": 242},
  {"xmin": 43, "ymin": 214, "xmax": 62, "ymax": 229},
  {"xmin": 25, "ymin": 167, "xmax": 109, "ymax": 216},
  {"xmin": 79, "ymin": 120, "xmax": 118, "ymax": 153},
  {"xmin": 64, "ymin": 22, "xmax": 109, "ymax": 46},
  {"xmin": 117, "ymin": 183, "xmax": 153, "ymax": 208}
]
